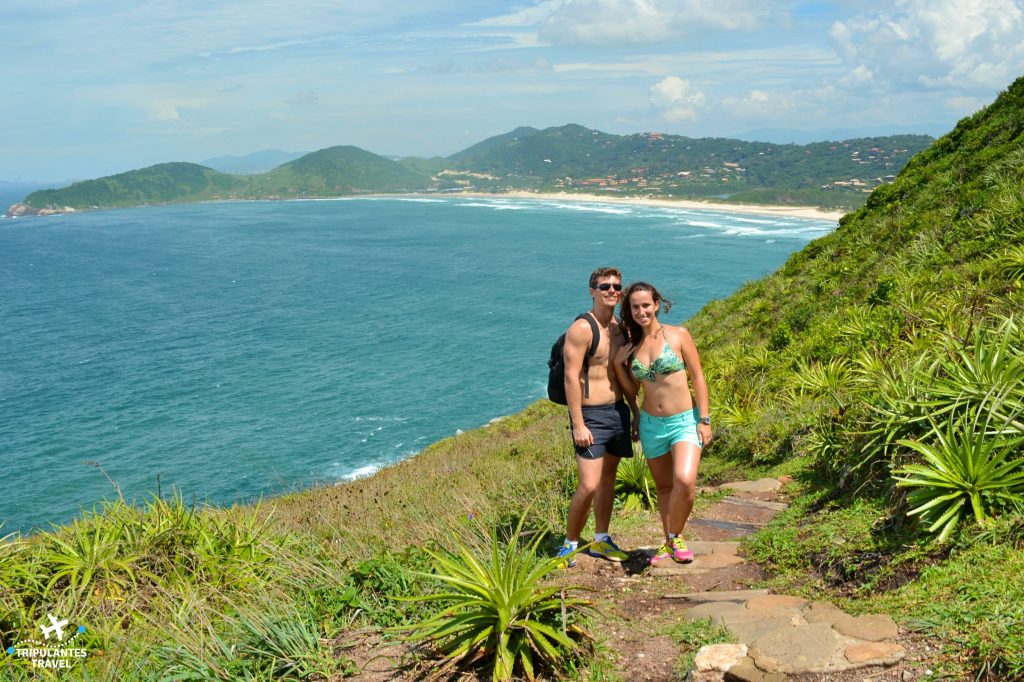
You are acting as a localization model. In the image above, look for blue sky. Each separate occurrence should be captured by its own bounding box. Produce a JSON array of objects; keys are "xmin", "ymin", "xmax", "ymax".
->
[{"xmin": 2, "ymin": 0, "xmax": 1023, "ymax": 181}]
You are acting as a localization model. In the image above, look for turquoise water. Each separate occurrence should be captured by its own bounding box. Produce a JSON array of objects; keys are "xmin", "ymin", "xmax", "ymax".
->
[{"xmin": 0, "ymin": 196, "xmax": 834, "ymax": 532}]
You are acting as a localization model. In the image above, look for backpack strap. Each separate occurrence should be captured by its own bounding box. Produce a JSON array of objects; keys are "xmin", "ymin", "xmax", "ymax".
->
[{"xmin": 576, "ymin": 313, "xmax": 600, "ymax": 399}]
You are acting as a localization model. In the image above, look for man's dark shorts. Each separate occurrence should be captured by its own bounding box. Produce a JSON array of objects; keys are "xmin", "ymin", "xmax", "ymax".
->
[{"xmin": 572, "ymin": 401, "xmax": 634, "ymax": 459}]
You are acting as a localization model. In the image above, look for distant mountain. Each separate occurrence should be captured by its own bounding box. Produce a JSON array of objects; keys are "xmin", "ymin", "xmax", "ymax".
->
[
  {"xmin": 444, "ymin": 124, "xmax": 935, "ymax": 207},
  {"xmin": 20, "ymin": 163, "xmax": 247, "ymax": 212},
  {"xmin": 201, "ymin": 150, "xmax": 307, "ymax": 175},
  {"xmin": 245, "ymin": 145, "xmax": 429, "ymax": 196},
  {"xmin": 6, "ymin": 126, "xmax": 938, "ymax": 216},
  {"xmin": 734, "ymin": 124, "xmax": 951, "ymax": 145}
]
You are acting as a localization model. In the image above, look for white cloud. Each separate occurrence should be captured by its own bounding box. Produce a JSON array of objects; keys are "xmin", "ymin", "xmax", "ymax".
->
[
  {"xmin": 476, "ymin": 0, "xmax": 771, "ymax": 47},
  {"xmin": 830, "ymin": 0, "xmax": 1024, "ymax": 92},
  {"xmin": 649, "ymin": 76, "xmax": 705, "ymax": 122}
]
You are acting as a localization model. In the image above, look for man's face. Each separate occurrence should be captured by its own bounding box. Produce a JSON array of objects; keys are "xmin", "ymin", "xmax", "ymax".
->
[{"xmin": 591, "ymin": 277, "xmax": 623, "ymax": 306}]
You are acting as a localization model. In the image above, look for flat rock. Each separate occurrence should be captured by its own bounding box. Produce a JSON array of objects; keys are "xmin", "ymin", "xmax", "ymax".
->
[
  {"xmin": 834, "ymin": 613, "xmax": 900, "ymax": 642},
  {"xmin": 667, "ymin": 589, "xmax": 769, "ymax": 603},
  {"xmin": 724, "ymin": 657, "xmax": 788, "ymax": 682},
  {"xmin": 649, "ymin": 552, "xmax": 744, "ymax": 575},
  {"xmin": 719, "ymin": 478, "xmax": 782, "ymax": 493},
  {"xmin": 722, "ymin": 496, "xmax": 789, "ymax": 511},
  {"xmin": 745, "ymin": 594, "xmax": 807, "ymax": 613},
  {"xmin": 695, "ymin": 643, "xmax": 748, "ymax": 672},
  {"xmin": 721, "ymin": 613, "xmax": 806, "ymax": 644},
  {"xmin": 801, "ymin": 601, "xmax": 853, "ymax": 628},
  {"xmin": 686, "ymin": 601, "xmax": 747, "ymax": 624},
  {"xmin": 687, "ymin": 540, "xmax": 741, "ymax": 556},
  {"xmin": 748, "ymin": 621, "xmax": 845, "ymax": 674},
  {"xmin": 845, "ymin": 641, "xmax": 906, "ymax": 665}
]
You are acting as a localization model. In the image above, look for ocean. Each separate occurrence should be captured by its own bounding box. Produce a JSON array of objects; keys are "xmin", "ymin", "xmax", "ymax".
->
[{"xmin": 0, "ymin": 196, "xmax": 834, "ymax": 532}]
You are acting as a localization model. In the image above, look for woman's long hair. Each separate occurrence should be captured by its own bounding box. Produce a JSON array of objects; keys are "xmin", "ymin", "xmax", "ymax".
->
[{"xmin": 619, "ymin": 281, "xmax": 673, "ymax": 346}]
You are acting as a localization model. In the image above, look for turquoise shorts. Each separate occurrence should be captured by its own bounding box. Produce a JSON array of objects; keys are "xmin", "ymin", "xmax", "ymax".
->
[{"xmin": 639, "ymin": 408, "xmax": 702, "ymax": 459}]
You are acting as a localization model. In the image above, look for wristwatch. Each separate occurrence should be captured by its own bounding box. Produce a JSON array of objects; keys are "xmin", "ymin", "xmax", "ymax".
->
[{"xmin": 698, "ymin": 415, "xmax": 711, "ymax": 425}]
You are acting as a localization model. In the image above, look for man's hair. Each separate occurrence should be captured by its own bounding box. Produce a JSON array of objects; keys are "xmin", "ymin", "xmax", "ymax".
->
[{"xmin": 589, "ymin": 267, "xmax": 622, "ymax": 289}]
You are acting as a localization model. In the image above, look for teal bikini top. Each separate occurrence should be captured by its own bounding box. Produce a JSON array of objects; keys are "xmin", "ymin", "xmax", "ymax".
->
[{"xmin": 630, "ymin": 335, "xmax": 686, "ymax": 382}]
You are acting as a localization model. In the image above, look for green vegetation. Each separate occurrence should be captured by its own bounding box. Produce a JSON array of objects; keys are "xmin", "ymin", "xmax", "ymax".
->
[
  {"xmin": 245, "ymin": 145, "xmax": 429, "ymax": 197},
  {"xmin": 24, "ymin": 162, "xmax": 248, "ymax": 209},
  {"xmin": 401, "ymin": 516, "xmax": 593, "ymax": 681},
  {"xmin": 446, "ymin": 123, "xmax": 932, "ymax": 208},
  {"xmin": 658, "ymin": 617, "xmax": 734, "ymax": 677},
  {"xmin": 13, "ymin": 125, "xmax": 932, "ymax": 214},
  {"xmin": 5, "ymin": 76, "xmax": 1024, "ymax": 679}
]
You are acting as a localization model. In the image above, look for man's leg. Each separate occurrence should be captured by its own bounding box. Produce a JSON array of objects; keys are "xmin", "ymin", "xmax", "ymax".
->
[
  {"xmin": 566, "ymin": 455, "xmax": 604, "ymax": 542},
  {"xmin": 592, "ymin": 454, "xmax": 621, "ymax": 535}
]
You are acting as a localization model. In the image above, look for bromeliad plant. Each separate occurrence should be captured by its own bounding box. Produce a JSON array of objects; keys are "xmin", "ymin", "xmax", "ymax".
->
[
  {"xmin": 402, "ymin": 517, "xmax": 593, "ymax": 681},
  {"xmin": 894, "ymin": 397, "xmax": 1024, "ymax": 542},
  {"xmin": 615, "ymin": 455, "xmax": 657, "ymax": 511}
]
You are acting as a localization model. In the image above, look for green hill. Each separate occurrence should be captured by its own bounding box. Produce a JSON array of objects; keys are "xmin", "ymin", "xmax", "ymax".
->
[
  {"xmin": 244, "ymin": 145, "xmax": 430, "ymax": 197},
  {"xmin": 23, "ymin": 162, "xmax": 247, "ymax": 210},
  {"xmin": 445, "ymin": 124, "xmax": 933, "ymax": 207}
]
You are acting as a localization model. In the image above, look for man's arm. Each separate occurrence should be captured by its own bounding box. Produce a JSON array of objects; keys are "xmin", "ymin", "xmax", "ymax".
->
[
  {"xmin": 613, "ymin": 344, "xmax": 641, "ymax": 441},
  {"xmin": 563, "ymin": 320, "xmax": 593, "ymax": 448}
]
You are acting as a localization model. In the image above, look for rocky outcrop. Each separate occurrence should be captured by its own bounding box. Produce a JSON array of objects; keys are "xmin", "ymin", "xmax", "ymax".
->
[{"xmin": 4, "ymin": 203, "xmax": 75, "ymax": 218}]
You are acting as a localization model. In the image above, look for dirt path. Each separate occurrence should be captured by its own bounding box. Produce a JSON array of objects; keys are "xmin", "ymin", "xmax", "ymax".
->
[
  {"xmin": 558, "ymin": 478, "xmax": 933, "ymax": 681},
  {"xmin": 344, "ymin": 478, "xmax": 933, "ymax": 680}
]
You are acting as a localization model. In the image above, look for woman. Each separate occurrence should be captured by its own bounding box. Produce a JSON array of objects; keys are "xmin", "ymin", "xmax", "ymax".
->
[{"xmin": 613, "ymin": 281, "xmax": 712, "ymax": 565}]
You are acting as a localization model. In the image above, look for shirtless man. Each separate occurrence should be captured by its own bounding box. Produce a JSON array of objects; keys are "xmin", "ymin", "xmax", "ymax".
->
[{"xmin": 558, "ymin": 267, "xmax": 639, "ymax": 567}]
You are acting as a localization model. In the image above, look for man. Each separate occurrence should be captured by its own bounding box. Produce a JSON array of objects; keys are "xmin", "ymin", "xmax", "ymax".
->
[{"xmin": 558, "ymin": 266, "xmax": 639, "ymax": 567}]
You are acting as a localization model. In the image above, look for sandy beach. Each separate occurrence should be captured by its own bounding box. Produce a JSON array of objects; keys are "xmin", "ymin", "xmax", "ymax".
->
[{"xmin": 459, "ymin": 191, "xmax": 848, "ymax": 222}]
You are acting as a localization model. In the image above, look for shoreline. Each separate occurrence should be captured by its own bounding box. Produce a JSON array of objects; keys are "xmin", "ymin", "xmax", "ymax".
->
[{"xmin": 454, "ymin": 191, "xmax": 848, "ymax": 222}]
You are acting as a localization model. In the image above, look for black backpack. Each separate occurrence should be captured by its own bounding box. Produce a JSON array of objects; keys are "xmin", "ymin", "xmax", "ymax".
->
[{"xmin": 547, "ymin": 313, "xmax": 600, "ymax": 405}]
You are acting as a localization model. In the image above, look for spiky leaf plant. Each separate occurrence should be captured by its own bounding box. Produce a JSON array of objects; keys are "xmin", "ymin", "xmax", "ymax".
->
[
  {"xmin": 615, "ymin": 455, "xmax": 656, "ymax": 511},
  {"xmin": 894, "ymin": 401, "xmax": 1024, "ymax": 542},
  {"xmin": 402, "ymin": 517, "xmax": 593, "ymax": 681}
]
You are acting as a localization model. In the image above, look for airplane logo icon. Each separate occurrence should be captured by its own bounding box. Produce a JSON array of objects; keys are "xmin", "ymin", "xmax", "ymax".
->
[{"xmin": 40, "ymin": 614, "xmax": 69, "ymax": 641}]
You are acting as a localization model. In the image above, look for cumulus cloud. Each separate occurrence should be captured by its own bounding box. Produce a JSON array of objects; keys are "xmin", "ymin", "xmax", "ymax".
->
[
  {"xmin": 649, "ymin": 76, "xmax": 705, "ymax": 122},
  {"xmin": 830, "ymin": 0, "xmax": 1024, "ymax": 92}
]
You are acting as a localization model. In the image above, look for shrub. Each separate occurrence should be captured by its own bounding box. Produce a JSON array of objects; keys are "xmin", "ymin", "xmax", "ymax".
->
[{"xmin": 402, "ymin": 517, "xmax": 593, "ymax": 681}]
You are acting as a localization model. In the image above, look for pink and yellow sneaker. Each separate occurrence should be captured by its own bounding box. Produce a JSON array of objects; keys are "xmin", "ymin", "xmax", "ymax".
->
[
  {"xmin": 669, "ymin": 536, "xmax": 694, "ymax": 563},
  {"xmin": 649, "ymin": 542, "xmax": 672, "ymax": 565}
]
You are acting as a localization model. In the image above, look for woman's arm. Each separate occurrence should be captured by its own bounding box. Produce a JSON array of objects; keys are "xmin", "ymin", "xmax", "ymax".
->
[{"xmin": 676, "ymin": 327, "xmax": 712, "ymax": 445}]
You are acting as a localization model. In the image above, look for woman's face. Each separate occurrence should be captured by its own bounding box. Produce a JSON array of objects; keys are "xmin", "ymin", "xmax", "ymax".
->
[{"xmin": 628, "ymin": 290, "xmax": 659, "ymax": 326}]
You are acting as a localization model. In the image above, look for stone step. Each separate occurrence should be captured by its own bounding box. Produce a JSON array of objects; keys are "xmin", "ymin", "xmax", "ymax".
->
[
  {"xmin": 662, "ymin": 589, "xmax": 770, "ymax": 603},
  {"xmin": 682, "ymin": 593, "xmax": 905, "ymax": 679},
  {"xmin": 688, "ymin": 518, "xmax": 766, "ymax": 537},
  {"xmin": 721, "ymin": 496, "xmax": 789, "ymax": 512}
]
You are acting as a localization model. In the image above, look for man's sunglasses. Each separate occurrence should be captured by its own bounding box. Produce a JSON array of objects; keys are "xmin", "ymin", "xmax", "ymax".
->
[{"xmin": 596, "ymin": 283, "xmax": 623, "ymax": 292}]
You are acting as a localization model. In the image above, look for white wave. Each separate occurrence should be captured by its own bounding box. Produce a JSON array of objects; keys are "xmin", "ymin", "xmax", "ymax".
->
[
  {"xmin": 341, "ymin": 464, "xmax": 380, "ymax": 481},
  {"xmin": 685, "ymin": 220, "xmax": 723, "ymax": 228},
  {"xmin": 354, "ymin": 416, "xmax": 407, "ymax": 422},
  {"xmin": 391, "ymin": 197, "xmax": 447, "ymax": 203},
  {"xmin": 546, "ymin": 202, "xmax": 631, "ymax": 214},
  {"xmin": 455, "ymin": 201, "xmax": 529, "ymax": 210}
]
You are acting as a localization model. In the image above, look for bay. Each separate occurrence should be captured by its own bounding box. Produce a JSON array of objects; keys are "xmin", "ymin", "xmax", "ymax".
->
[{"xmin": 0, "ymin": 196, "xmax": 834, "ymax": 532}]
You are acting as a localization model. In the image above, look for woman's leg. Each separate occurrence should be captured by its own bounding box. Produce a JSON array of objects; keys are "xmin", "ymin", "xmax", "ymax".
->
[
  {"xmin": 645, "ymin": 452, "xmax": 674, "ymax": 540},
  {"xmin": 666, "ymin": 441, "xmax": 702, "ymax": 536}
]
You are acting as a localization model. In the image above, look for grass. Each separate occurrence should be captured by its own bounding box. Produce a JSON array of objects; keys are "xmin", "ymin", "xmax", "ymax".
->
[{"xmin": 658, "ymin": 617, "xmax": 734, "ymax": 677}]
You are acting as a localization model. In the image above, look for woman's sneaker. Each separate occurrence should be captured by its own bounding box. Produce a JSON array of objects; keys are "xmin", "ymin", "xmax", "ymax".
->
[
  {"xmin": 649, "ymin": 543, "xmax": 672, "ymax": 565},
  {"xmin": 586, "ymin": 537, "xmax": 629, "ymax": 562},
  {"xmin": 669, "ymin": 536, "xmax": 694, "ymax": 563}
]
